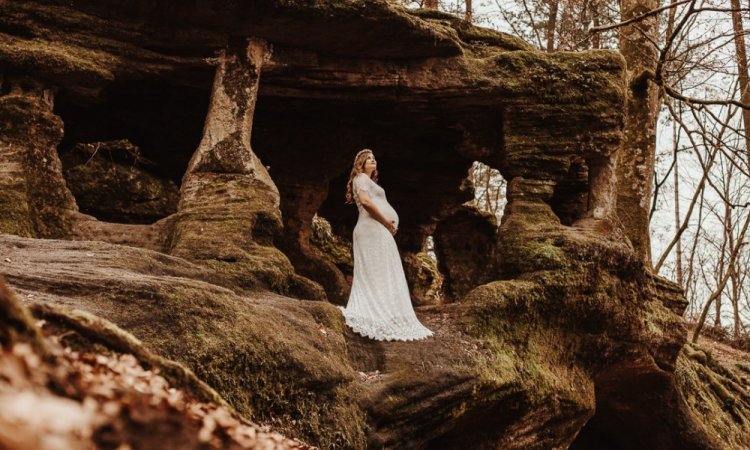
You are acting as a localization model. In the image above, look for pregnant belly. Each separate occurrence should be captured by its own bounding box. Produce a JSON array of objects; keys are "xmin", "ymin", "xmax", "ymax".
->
[{"xmin": 378, "ymin": 200, "xmax": 399, "ymax": 227}]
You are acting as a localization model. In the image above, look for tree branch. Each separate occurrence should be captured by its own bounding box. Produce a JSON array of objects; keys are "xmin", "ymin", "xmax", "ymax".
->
[{"xmin": 590, "ymin": 0, "xmax": 692, "ymax": 33}]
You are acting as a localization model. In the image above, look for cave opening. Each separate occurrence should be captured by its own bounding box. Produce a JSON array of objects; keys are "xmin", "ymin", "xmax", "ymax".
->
[
  {"xmin": 250, "ymin": 91, "xmax": 488, "ymax": 303},
  {"xmin": 466, "ymin": 161, "xmax": 507, "ymax": 222},
  {"xmin": 545, "ymin": 153, "xmax": 618, "ymax": 227},
  {"xmin": 42, "ymin": 66, "xmax": 601, "ymax": 303},
  {"xmin": 52, "ymin": 78, "xmax": 211, "ymax": 224},
  {"xmin": 430, "ymin": 161, "xmax": 503, "ymax": 302},
  {"xmin": 569, "ymin": 409, "xmax": 636, "ymax": 450},
  {"xmin": 550, "ymin": 156, "xmax": 590, "ymax": 226}
]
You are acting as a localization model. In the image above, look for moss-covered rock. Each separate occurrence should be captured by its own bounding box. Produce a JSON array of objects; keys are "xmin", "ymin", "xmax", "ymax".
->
[
  {"xmin": 673, "ymin": 345, "xmax": 750, "ymax": 449},
  {"xmin": 1, "ymin": 233, "xmax": 365, "ymax": 448},
  {"xmin": 0, "ymin": 189, "xmax": 34, "ymax": 238},
  {"xmin": 168, "ymin": 178, "xmax": 297, "ymax": 292},
  {"xmin": 310, "ymin": 215, "xmax": 353, "ymax": 274},
  {"xmin": 401, "ymin": 251, "xmax": 443, "ymax": 305},
  {"xmin": 30, "ymin": 301, "xmax": 228, "ymax": 407},
  {"xmin": 0, "ymin": 32, "xmax": 117, "ymax": 90},
  {"xmin": 61, "ymin": 140, "xmax": 179, "ymax": 224},
  {"xmin": 0, "ymin": 91, "xmax": 78, "ymax": 238},
  {"xmin": 168, "ymin": 37, "xmax": 318, "ymax": 296},
  {"xmin": 0, "ymin": 1, "xmax": 741, "ymax": 448}
]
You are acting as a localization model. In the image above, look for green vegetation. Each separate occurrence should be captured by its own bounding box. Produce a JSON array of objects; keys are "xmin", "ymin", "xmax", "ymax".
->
[
  {"xmin": 0, "ymin": 189, "xmax": 34, "ymax": 237},
  {"xmin": 168, "ymin": 180, "xmax": 299, "ymax": 293},
  {"xmin": 676, "ymin": 345, "xmax": 750, "ymax": 448}
]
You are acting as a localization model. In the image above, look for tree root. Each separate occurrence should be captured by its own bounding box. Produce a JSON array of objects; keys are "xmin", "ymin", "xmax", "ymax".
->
[{"xmin": 0, "ymin": 275, "xmax": 50, "ymax": 358}]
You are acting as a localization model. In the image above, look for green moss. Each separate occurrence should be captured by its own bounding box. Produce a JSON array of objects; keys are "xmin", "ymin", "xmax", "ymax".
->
[
  {"xmin": 675, "ymin": 350, "xmax": 750, "ymax": 448},
  {"xmin": 310, "ymin": 216, "xmax": 353, "ymax": 269},
  {"xmin": 0, "ymin": 33, "xmax": 117, "ymax": 85},
  {"xmin": 459, "ymin": 280, "xmax": 593, "ymax": 408},
  {"xmin": 522, "ymin": 240, "xmax": 568, "ymax": 268},
  {"xmin": 406, "ymin": 8, "xmax": 533, "ymax": 51},
  {"xmin": 458, "ymin": 48, "xmax": 625, "ymax": 106},
  {"xmin": 181, "ymin": 290, "xmax": 364, "ymax": 448},
  {"xmin": 202, "ymin": 244, "xmax": 294, "ymax": 291},
  {"xmin": 0, "ymin": 97, "xmax": 38, "ymax": 238},
  {"xmin": 168, "ymin": 179, "xmax": 298, "ymax": 293},
  {"xmin": 736, "ymin": 362, "xmax": 750, "ymax": 374},
  {"xmin": 500, "ymin": 236, "xmax": 570, "ymax": 276},
  {"xmin": 463, "ymin": 280, "xmax": 543, "ymax": 320},
  {"xmin": 31, "ymin": 303, "xmax": 227, "ymax": 406},
  {"xmin": 0, "ymin": 189, "xmax": 35, "ymax": 237},
  {"xmin": 0, "ymin": 93, "xmax": 77, "ymax": 239},
  {"xmin": 79, "ymin": 280, "xmax": 367, "ymax": 448},
  {"xmin": 65, "ymin": 155, "xmax": 179, "ymax": 223}
]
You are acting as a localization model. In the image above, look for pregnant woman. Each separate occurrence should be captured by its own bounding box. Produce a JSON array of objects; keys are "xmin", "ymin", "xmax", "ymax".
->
[{"xmin": 340, "ymin": 149, "xmax": 433, "ymax": 341}]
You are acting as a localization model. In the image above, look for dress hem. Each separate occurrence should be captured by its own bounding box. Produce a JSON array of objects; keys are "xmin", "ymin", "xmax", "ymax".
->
[{"xmin": 340, "ymin": 308, "xmax": 433, "ymax": 342}]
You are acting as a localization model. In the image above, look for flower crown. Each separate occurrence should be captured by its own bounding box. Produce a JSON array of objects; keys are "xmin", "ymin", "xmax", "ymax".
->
[{"xmin": 354, "ymin": 149, "xmax": 372, "ymax": 163}]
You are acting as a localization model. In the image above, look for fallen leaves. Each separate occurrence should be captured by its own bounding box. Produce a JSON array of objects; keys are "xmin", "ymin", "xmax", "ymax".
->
[
  {"xmin": 0, "ymin": 337, "xmax": 314, "ymax": 450},
  {"xmin": 0, "ymin": 343, "xmax": 95, "ymax": 450}
]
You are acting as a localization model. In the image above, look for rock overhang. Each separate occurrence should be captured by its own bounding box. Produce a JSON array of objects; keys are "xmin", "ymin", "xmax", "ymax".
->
[
  {"xmin": 1, "ymin": 0, "xmax": 625, "ymax": 101},
  {"xmin": 3, "ymin": 2, "xmax": 744, "ymax": 450},
  {"xmin": 1, "ymin": 0, "xmax": 630, "ymax": 308}
]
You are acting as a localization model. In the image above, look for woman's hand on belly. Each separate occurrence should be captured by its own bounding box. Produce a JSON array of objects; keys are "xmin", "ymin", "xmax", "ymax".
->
[{"xmin": 386, "ymin": 220, "xmax": 397, "ymax": 236}]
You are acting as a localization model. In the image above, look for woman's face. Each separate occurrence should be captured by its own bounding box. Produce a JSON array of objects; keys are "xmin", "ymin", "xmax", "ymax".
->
[{"xmin": 363, "ymin": 154, "xmax": 377, "ymax": 174}]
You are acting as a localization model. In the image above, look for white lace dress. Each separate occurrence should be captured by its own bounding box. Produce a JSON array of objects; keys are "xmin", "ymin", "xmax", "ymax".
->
[{"xmin": 340, "ymin": 173, "xmax": 433, "ymax": 341}]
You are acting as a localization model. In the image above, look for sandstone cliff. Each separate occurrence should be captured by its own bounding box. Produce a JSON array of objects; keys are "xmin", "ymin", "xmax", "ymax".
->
[{"xmin": 1, "ymin": 1, "xmax": 748, "ymax": 449}]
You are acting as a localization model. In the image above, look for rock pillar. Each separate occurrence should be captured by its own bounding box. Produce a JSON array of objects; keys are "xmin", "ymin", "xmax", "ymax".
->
[
  {"xmin": 0, "ymin": 81, "xmax": 77, "ymax": 238},
  {"xmin": 169, "ymin": 37, "xmax": 320, "ymax": 296}
]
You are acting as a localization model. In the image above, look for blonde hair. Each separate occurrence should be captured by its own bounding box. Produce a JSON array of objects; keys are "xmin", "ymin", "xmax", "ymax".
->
[{"xmin": 345, "ymin": 149, "xmax": 379, "ymax": 204}]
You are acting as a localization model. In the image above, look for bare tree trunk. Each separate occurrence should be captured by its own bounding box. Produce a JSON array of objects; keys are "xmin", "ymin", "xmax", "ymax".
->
[
  {"xmin": 731, "ymin": 263, "xmax": 740, "ymax": 338},
  {"xmin": 685, "ymin": 188, "xmax": 704, "ymax": 319},
  {"xmin": 425, "ymin": 0, "xmax": 439, "ymax": 9},
  {"xmin": 616, "ymin": 0, "xmax": 661, "ymax": 267},
  {"xmin": 546, "ymin": 0, "xmax": 559, "ymax": 52},
  {"xmin": 494, "ymin": 180, "xmax": 504, "ymax": 216},
  {"xmin": 672, "ymin": 120, "xmax": 683, "ymax": 286},
  {"xmin": 666, "ymin": 0, "xmax": 680, "ymax": 283},
  {"xmin": 714, "ymin": 186, "xmax": 731, "ymax": 329},
  {"xmin": 730, "ymin": 0, "xmax": 750, "ymax": 159},
  {"xmin": 693, "ymin": 210, "xmax": 750, "ymax": 342},
  {"xmin": 484, "ymin": 167, "xmax": 493, "ymax": 212},
  {"xmin": 591, "ymin": 0, "xmax": 601, "ymax": 49},
  {"xmin": 724, "ymin": 168, "xmax": 742, "ymax": 338},
  {"xmin": 465, "ymin": 0, "xmax": 472, "ymax": 22}
]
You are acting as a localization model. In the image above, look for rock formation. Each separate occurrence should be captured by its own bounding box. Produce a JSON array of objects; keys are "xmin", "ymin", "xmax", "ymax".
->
[
  {"xmin": 60, "ymin": 139, "xmax": 180, "ymax": 224},
  {"xmin": 434, "ymin": 205, "xmax": 498, "ymax": 300},
  {"xmin": 1, "ymin": 1, "xmax": 748, "ymax": 449}
]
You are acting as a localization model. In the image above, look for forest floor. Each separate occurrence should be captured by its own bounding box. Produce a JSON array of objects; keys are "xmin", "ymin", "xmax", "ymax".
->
[
  {"xmin": 0, "ymin": 325, "xmax": 313, "ymax": 450},
  {"xmin": 690, "ymin": 326, "xmax": 750, "ymax": 382}
]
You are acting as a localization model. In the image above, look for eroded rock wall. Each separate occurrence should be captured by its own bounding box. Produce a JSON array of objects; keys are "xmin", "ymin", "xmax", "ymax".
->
[
  {"xmin": 0, "ymin": 84, "xmax": 77, "ymax": 238},
  {"xmin": 1, "ymin": 1, "xmax": 746, "ymax": 449}
]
